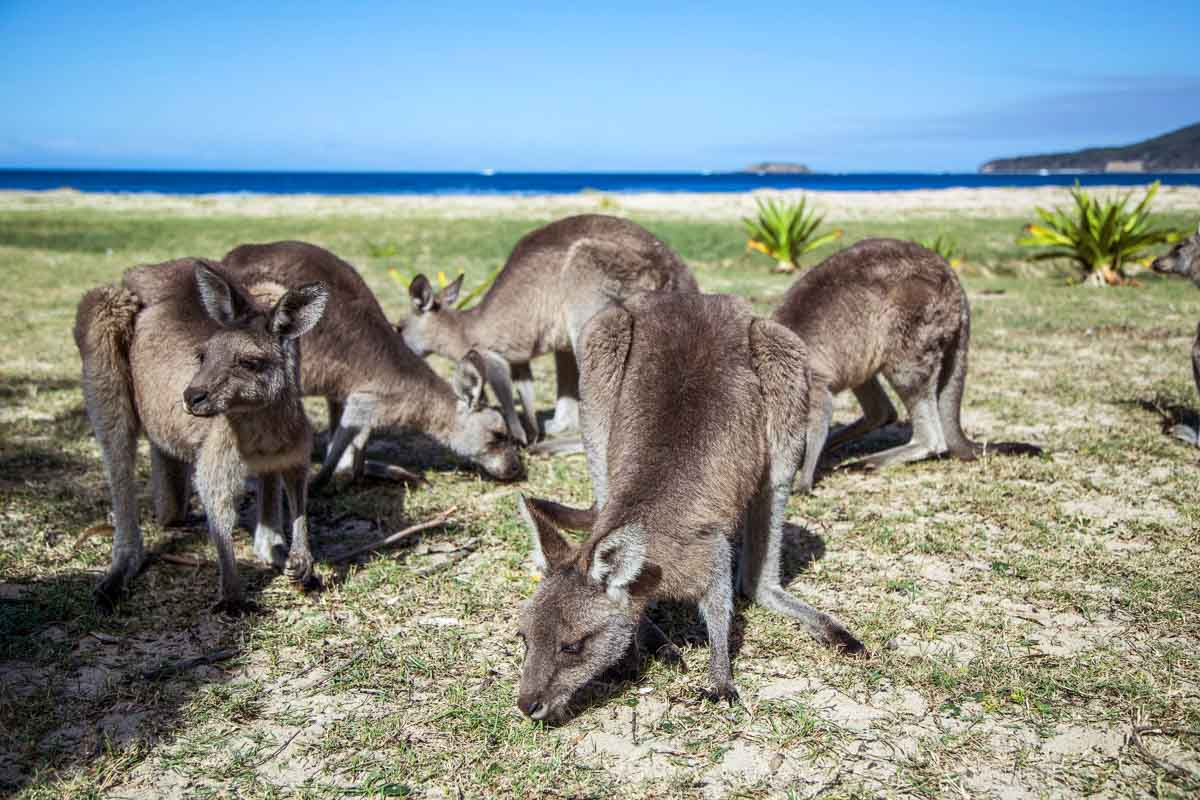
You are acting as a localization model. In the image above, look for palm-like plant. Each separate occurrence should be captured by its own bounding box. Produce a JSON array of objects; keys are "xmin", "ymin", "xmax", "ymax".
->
[
  {"xmin": 917, "ymin": 234, "xmax": 964, "ymax": 269},
  {"xmin": 1017, "ymin": 181, "xmax": 1181, "ymax": 286},
  {"xmin": 742, "ymin": 197, "xmax": 843, "ymax": 273}
]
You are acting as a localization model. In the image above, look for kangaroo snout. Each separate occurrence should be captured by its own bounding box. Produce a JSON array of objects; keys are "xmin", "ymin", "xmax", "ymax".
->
[
  {"xmin": 517, "ymin": 692, "xmax": 549, "ymax": 720},
  {"xmin": 183, "ymin": 385, "xmax": 217, "ymax": 416}
]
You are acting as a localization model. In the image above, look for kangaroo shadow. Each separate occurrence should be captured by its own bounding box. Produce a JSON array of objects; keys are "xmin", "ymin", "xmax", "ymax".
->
[
  {"xmin": 0, "ymin": 548, "xmax": 279, "ymax": 794},
  {"xmin": 560, "ymin": 522, "xmax": 828, "ymax": 723},
  {"xmin": 1122, "ymin": 395, "xmax": 1200, "ymax": 446},
  {"xmin": 312, "ymin": 427, "xmax": 525, "ymax": 482}
]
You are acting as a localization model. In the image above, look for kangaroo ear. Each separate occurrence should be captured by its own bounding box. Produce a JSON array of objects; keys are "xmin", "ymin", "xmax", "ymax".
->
[
  {"xmin": 519, "ymin": 494, "xmax": 575, "ymax": 573},
  {"xmin": 270, "ymin": 282, "xmax": 328, "ymax": 340},
  {"xmin": 440, "ymin": 273, "xmax": 465, "ymax": 307},
  {"xmin": 524, "ymin": 497, "xmax": 597, "ymax": 532},
  {"xmin": 194, "ymin": 264, "xmax": 250, "ymax": 327},
  {"xmin": 409, "ymin": 274, "xmax": 436, "ymax": 313},
  {"xmin": 586, "ymin": 524, "xmax": 651, "ymax": 603},
  {"xmin": 453, "ymin": 349, "xmax": 488, "ymax": 410}
]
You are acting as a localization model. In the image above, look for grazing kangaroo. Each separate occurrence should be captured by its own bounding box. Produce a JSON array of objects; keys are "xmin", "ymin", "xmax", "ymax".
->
[
  {"xmin": 1152, "ymin": 225, "xmax": 1200, "ymax": 445},
  {"xmin": 772, "ymin": 238, "xmax": 1041, "ymax": 491},
  {"xmin": 515, "ymin": 292, "xmax": 863, "ymax": 723},
  {"xmin": 75, "ymin": 259, "xmax": 328, "ymax": 613},
  {"xmin": 401, "ymin": 214, "xmax": 699, "ymax": 442},
  {"xmin": 220, "ymin": 241, "xmax": 522, "ymax": 486}
]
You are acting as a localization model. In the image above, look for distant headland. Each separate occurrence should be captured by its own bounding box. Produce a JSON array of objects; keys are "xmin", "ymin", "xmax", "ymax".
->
[
  {"xmin": 739, "ymin": 162, "xmax": 812, "ymax": 174},
  {"xmin": 979, "ymin": 122, "xmax": 1200, "ymax": 174}
]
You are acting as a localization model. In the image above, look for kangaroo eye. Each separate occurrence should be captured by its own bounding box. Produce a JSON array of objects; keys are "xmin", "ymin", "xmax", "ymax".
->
[
  {"xmin": 559, "ymin": 638, "xmax": 585, "ymax": 656},
  {"xmin": 195, "ymin": 350, "xmax": 206, "ymax": 364},
  {"xmin": 239, "ymin": 358, "xmax": 263, "ymax": 371}
]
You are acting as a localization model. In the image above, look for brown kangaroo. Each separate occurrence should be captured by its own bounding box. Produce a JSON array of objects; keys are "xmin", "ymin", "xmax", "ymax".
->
[
  {"xmin": 401, "ymin": 214, "xmax": 699, "ymax": 443},
  {"xmin": 220, "ymin": 241, "xmax": 523, "ymax": 487},
  {"xmin": 515, "ymin": 292, "xmax": 863, "ymax": 724},
  {"xmin": 772, "ymin": 238, "xmax": 1041, "ymax": 491},
  {"xmin": 1152, "ymin": 225, "xmax": 1200, "ymax": 445},
  {"xmin": 75, "ymin": 260, "xmax": 327, "ymax": 613}
]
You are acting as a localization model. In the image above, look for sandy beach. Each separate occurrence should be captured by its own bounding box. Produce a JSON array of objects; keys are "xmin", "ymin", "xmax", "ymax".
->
[{"xmin": 4, "ymin": 184, "xmax": 1199, "ymax": 221}]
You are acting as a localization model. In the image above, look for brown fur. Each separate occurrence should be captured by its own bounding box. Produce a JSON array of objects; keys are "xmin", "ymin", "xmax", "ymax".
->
[
  {"xmin": 403, "ymin": 214, "xmax": 699, "ymax": 441},
  {"xmin": 516, "ymin": 292, "xmax": 862, "ymax": 723},
  {"xmin": 75, "ymin": 259, "xmax": 327, "ymax": 613},
  {"xmin": 1152, "ymin": 227, "xmax": 1200, "ymax": 444},
  {"xmin": 220, "ymin": 241, "xmax": 523, "ymax": 485},
  {"xmin": 773, "ymin": 238, "xmax": 1040, "ymax": 490}
]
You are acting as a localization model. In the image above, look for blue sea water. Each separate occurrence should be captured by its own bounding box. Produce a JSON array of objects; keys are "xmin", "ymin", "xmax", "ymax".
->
[{"xmin": 1, "ymin": 169, "xmax": 1198, "ymax": 195}]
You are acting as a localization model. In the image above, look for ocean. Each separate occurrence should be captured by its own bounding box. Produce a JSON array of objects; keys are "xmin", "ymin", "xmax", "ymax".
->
[{"xmin": 1, "ymin": 169, "xmax": 1198, "ymax": 195}]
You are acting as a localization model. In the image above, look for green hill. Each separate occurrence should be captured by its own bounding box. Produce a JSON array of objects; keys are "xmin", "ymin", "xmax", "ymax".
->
[{"xmin": 980, "ymin": 122, "xmax": 1200, "ymax": 173}]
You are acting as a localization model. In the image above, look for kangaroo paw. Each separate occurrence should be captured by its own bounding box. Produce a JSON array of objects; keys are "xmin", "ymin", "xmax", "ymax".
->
[{"xmin": 698, "ymin": 683, "xmax": 741, "ymax": 707}]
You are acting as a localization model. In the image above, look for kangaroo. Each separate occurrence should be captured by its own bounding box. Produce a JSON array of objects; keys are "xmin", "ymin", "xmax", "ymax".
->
[
  {"xmin": 515, "ymin": 292, "xmax": 864, "ymax": 723},
  {"xmin": 401, "ymin": 214, "xmax": 699, "ymax": 443},
  {"xmin": 772, "ymin": 238, "xmax": 1041, "ymax": 491},
  {"xmin": 1152, "ymin": 225, "xmax": 1200, "ymax": 445},
  {"xmin": 220, "ymin": 242, "xmax": 523, "ymax": 486},
  {"xmin": 75, "ymin": 259, "xmax": 328, "ymax": 613}
]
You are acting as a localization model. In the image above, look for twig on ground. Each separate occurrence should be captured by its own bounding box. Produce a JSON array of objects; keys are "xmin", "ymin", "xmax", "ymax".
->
[
  {"xmin": 307, "ymin": 651, "xmax": 367, "ymax": 692},
  {"xmin": 414, "ymin": 541, "xmax": 479, "ymax": 577},
  {"xmin": 139, "ymin": 648, "xmax": 238, "ymax": 681},
  {"xmin": 331, "ymin": 509, "xmax": 458, "ymax": 564},
  {"xmin": 250, "ymin": 727, "xmax": 304, "ymax": 769},
  {"xmin": 73, "ymin": 522, "xmax": 113, "ymax": 549},
  {"xmin": 159, "ymin": 553, "xmax": 210, "ymax": 568},
  {"xmin": 1127, "ymin": 723, "xmax": 1200, "ymax": 785}
]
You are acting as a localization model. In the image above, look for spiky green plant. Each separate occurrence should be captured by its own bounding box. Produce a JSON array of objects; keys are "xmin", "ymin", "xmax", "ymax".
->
[
  {"xmin": 1017, "ymin": 181, "xmax": 1182, "ymax": 286},
  {"xmin": 742, "ymin": 196, "xmax": 843, "ymax": 273},
  {"xmin": 918, "ymin": 234, "xmax": 964, "ymax": 269}
]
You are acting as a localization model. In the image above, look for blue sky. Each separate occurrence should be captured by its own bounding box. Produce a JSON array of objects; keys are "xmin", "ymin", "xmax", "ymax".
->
[{"xmin": 2, "ymin": 1, "xmax": 1198, "ymax": 172}]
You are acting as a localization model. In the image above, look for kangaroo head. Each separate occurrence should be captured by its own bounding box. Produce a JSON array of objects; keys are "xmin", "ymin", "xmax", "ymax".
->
[
  {"xmin": 447, "ymin": 350, "xmax": 523, "ymax": 480},
  {"xmin": 401, "ymin": 273, "xmax": 467, "ymax": 357},
  {"xmin": 1152, "ymin": 225, "xmax": 1200, "ymax": 286},
  {"xmin": 515, "ymin": 496, "xmax": 659, "ymax": 723},
  {"xmin": 183, "ymin": 264, "xmax": 328, "ymax": 418}
]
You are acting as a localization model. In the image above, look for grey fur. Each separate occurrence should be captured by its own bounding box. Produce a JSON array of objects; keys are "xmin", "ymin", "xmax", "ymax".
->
[
  {"xmin": 515, "ymin": 292, "xmax": 863, "ymax": 724},
  {"xmin": 219, "ymin": 241, "xmax": 523, "ymax": 486},
  {"xmin": 74, "ymin": 259, "xmax": 327, "ymax": 613},
  {"xmin": 772, "ymin": 238, "xmax": 1041, "ymax": 490},
  {"xmin": 401, "ymin": 215, "xmax": 698, "ymax": 442},
  {"xmin": 1152, "ymin": 227, "xmax": 1200, "ymax": 445}
]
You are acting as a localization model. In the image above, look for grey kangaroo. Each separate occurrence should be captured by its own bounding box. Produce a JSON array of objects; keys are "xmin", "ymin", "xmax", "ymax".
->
[
  {"xmin": 401, "ymin": 214, "xmax": 698, "ymax": 443},
  {"xmin": 773, "ymin": 238, "xmax": 1041, "ymax": 491},
  {"xmin": 515, "ymin": 292, "xmax": 863, "ymax": 723},
  {"xmin": 220, "ymin": 242, "xmax": 523, "ymax": 486},
  {"xmin": 75, "ymin": 259, "xmax": 327, "ymax": 613},
  {"xmin": 1152, "ymin": 225, "xmax": 1200, "ymax": 445}
]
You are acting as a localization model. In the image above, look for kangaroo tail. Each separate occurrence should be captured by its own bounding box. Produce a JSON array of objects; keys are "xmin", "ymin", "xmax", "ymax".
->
[
  {"xmin": 937, "ymin": 282, "xmax": 1042, "ymax": 460},
  {"xmin": 74, "ymin": 285, "xmax": 143, "ymax": 457}
]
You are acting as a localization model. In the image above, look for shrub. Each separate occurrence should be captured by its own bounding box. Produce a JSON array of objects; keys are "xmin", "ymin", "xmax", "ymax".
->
[
  {"xmin": 742, "ymin": 196, "xmax": 842, "ymax": 273},
  {"xmin": 917, "ymin": 234, "xmax": 964, "ymax": 269},
  {"xmin": 1017, "ymin": 181, "xmax": 1182, "ymax": 286}
]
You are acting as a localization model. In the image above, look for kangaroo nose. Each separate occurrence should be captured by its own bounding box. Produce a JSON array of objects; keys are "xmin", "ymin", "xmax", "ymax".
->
[
  {"xmin": 184, "ymin": 387, "xmax": 208, "ymax": 409},
  {"xmin": 517, "ymin": 695, "xmax": 546, "ymax": 719}
]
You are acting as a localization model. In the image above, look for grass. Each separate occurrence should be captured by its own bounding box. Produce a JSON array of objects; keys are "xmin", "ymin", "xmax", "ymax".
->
[{"xmin": 0, "ymin": 194, "xmax": 1198, "ymax": 798}]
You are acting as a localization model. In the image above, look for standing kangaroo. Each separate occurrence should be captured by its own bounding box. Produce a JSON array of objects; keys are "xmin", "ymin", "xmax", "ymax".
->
[
  {"xmin": 515, "ymin": 292, "xmax": 863, "ymax": 723},
  {"xmin": 220, "ymin": 242, "xmax": 523, "ymax": 486},
  {"xmin": 75, "ymin": 259, "xmax": 328, "ymax": 613},
  {"xmin": 401, "ymin": 214, "xmax": 699, "ymax": 442},
  {"xmin": 772, "ymin": 238, "xmax": 1041, "ymax": 491},
  {"xmin": 1152, "ymin": 225, "xmax": 1200, "ymax": 445}
]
